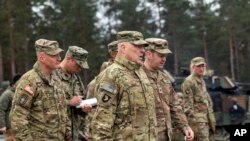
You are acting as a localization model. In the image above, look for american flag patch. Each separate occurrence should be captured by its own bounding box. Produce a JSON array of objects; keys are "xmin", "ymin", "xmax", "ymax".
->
[{"xmin": 24, "ymin": 86, "xmax": 34, "ymax": 96}]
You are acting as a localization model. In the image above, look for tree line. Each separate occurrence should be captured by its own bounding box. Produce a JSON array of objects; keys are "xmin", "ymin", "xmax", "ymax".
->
[{"xmin": 0, "ymin": 0, "xmax": 249, "ymax": 85}]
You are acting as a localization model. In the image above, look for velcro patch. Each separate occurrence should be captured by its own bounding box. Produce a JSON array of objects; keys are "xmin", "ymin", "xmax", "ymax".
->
[
  {"xmin": 18, "ymin": 94, "xmax": 28, "ymax": 106},
  {"xmin": 100, "ymin": 83, "xmax": 117, "ymax": 94},
  {"xmin": 24, "ymin": 86, "xmax": 34, "ymax": 96}
]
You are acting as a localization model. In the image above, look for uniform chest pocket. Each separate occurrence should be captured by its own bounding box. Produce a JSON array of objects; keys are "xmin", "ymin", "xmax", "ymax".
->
[
  {"xmin": 41, "ymin": 89, "xmax": 57, "ymax": 112},
  {"xmin": 126, "ymin": 82, "xmax": 147, "ymax": 108},
  {"xmin": 159, "ymin": 80, "xmax": 172, "ymax": 104}
]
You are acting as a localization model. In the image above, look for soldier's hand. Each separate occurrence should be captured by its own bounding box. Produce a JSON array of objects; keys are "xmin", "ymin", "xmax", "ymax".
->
[
  {"xmin": 82, "ymin": 104, "xmax": 92, "ymax": 112},
  {"xmin": 69, "ymin": 96, "xmax": 83, "ymax": 106},
  {"xmin": 0, "ymin": 127, "xmax": 6, "ymax": 133},
  {"xmin": 184, "ymin": 127, "xmax": 194, "ymax": 141}
]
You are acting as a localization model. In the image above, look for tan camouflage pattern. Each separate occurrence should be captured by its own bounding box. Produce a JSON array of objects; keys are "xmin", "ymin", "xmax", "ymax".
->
[
  {"xmin": 107, "ymin": 40, "xmax": 118, "ymax": 52},
  {"xmin": 90, "ymin": 56, "xmax": 157, "ymax": 141},
  {"xmin": 10, "ymin": 62, "xmax": 71, "ymax": 141},
  {"xmin": 100, "ymin": 59, "xmax": 114, "ymax": 72},
  {"xmin": 145, "ymin": 38, "xmax": 172, "ymax": 54},
  {"xmin": 66, "ymin": 46, "xmax": 89, "ymax": 69},
  {"xmin": 35, "ymin": 38, "xmax": 63, "ymax": 55},
  {"xmin": 172, "ymin": 92, "xmax": 185, "ymax": 141},
  {"xmin": 191, "ymin": 57, "xmax": 206, "ymax": 66},
  {"xmin": 143, "ymin": 68, "xmax": 190, "ymax": 141},
  {"xmin": 117, "ymin": 31, "xmax": 148, "ymax": 46},
  {"xmin": 56, "ymin": 68, "xmax": 86, "ymax": 141},
  {"xmin": 181, "ymin": 73, "xmax": 216, "ymax": 141}
]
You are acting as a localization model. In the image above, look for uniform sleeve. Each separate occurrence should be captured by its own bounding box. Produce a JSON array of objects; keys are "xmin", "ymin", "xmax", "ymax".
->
[
  {"xmin": 86, "ymin": 79, "xmax": 96, "ymax": 99},
  {"xmin": 170, "ymin": 89, "xmax": 190, "ymax": 133},
  {"xmin": 0, "ymin": 91, "xmax": 11, "ymax": 128},
  {"xmin": 206, "ymin": 92, "xmax": 216, "ymax": 123},
  {"xmin": 65, "ymin": 116, "xmax": 72, "ymax": 140},
  {"xmin": 10, "ymin": 82, "xmax": 34, "ymax": 140},
  {"xmin": 181, "ymin": 80, "xmax": 195, "ymax": 124},
  {"xmin": 90, "ymin": 78, "xmax": 118, "ymax": 140}
]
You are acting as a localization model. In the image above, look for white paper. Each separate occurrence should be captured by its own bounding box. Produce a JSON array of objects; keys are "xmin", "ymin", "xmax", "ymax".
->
[{"xmin": 76, "ymin": 98, "xmax": 97, "ymax": 108}]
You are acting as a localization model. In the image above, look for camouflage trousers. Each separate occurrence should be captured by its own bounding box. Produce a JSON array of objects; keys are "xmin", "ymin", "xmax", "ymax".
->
[
  {"xmin": 172, "ymin": 128, "xmax": 184, "ymax": 141},
  {"xmin": 192, "ymin": 122, "xmax": 210, "ymax": 141},
  {"xmin": 4, "ymin": 129, "xmax": 15, "ymax": 141},
  {"xmin": 157, "ymin": 129, "xmax": 169, "ymax": 141}
]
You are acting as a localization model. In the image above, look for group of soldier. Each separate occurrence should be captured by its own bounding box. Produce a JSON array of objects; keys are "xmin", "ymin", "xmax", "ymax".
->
[{"xmin": 0, "ymin": 30, "xmax": 216, "ymax": 141}]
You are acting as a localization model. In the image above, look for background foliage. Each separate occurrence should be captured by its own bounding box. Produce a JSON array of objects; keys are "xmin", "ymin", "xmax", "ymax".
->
[{"xmin": 0, "ymin": 0, "xmax": 249, "ymax": 85}]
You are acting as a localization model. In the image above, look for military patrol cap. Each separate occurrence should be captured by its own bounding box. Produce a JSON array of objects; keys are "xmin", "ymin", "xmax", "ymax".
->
[
  {"xmin": 107, "ymin": 41, "xmax": 118, "ymax": 52},
  {"xmin": 145, "ymin": 38, "xmax": 172, "ymax": 54},
  {"xmin": 35, "ymin": 39, "xmax": 63, "ymax": 55},
  {"xmin": 191, "ymin": 57, "xmax": 206, "ymax": 66},
  {"xmin": 66, "ymin": 46, "xmax": 89, "ymax": 69},
  {"xmin": 116, "ymin": 31, "xmax": 148, "ymax": 46}
]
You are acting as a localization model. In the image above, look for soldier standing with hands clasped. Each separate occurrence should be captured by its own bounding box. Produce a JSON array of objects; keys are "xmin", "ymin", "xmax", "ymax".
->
[
  {"xmin": 181, "ymin": 57, "xmax": 216, "ymax": 141},
  {"xmin": 10, "ymin": 39, "xmax": 72, "ymax": 141},
  {"xmin": 90, "ymin": 31, "xmax": 157, "ymax": 140},
  {"xmin": 143, "ymin": 38, "xmax": 194, "ymax": 141}
]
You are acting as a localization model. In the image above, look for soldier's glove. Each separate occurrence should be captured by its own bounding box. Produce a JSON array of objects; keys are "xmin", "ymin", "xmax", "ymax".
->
[{"xmin": 209, "ymin": 122, "xmax": 216, "ymax": 133}]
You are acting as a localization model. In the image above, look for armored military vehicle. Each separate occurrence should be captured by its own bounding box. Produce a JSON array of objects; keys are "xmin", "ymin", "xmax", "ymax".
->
[{"xmin": 166, "ymin": 69, "xmax": 250, "ymax": 141}]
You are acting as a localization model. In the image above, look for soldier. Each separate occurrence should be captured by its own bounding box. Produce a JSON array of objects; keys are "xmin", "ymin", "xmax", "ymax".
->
[
  {"xmin": 87, "ymin": 40, "xmax": 118, "ymax": 99},
  {"xmin": 181, "ymin": 57, "xmax": 216, "ymax": 141},
  {"xmin": 57, "ymin": 46, "xmax": 92, "ymax": 141},
  {"xmin": 143, "ymin": 38, "xmax": 194, "ymax": 141},
  {"xmin": 84, "ymin": 40, "xmax": 118, "ymax": 139},
  {"xmin": 0, "ymin": 73, "xmax": 22, "ymax": 141},
  {"xmin": 10, "ymin": 39, "xmax": 72, "ymax": 141},
  {"xmin": 90, "ymin": 31, "xmax": 157, "ymax": 140},
  {"xmin": 99, "ymin": 40, "xmax": 118, "ymax": 72}
]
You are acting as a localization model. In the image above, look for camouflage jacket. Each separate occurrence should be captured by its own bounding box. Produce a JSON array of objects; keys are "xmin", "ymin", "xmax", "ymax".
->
[
  {"xmin": 144, "ymin": 69, "xmax": 190, "ymax": 140},
  {"xmin": 10, "ymin": 62, "xmax": 71, "ymax": 141},
  {"xmin": 56, "ymin": 68, "xmax": 86, "ymax": 140},
  {"xmin": 91, "ymin": 56, "xmax": 157, "ymax": 141},
  {"xmin": 181, "ymin": 73, "xmax": 215, "ymax": 124},
  {"xmin": 0, "ymin": 86, "xmax": 15, "ymax": 129},
  {"xmin": 100, "ymin": 59, "xmax": 114, "ymax": 72}
]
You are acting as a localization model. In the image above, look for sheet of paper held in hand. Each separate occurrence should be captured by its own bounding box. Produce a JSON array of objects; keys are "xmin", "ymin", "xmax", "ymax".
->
[{"xmin": 76, "ymin": 98, "xmax": 97, "ymax": 108}]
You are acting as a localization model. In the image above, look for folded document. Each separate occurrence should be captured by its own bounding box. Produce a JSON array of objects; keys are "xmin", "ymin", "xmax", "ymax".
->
[{"xmin": 76, "ymin": 98, "xmax": 97, "ymax": 108}]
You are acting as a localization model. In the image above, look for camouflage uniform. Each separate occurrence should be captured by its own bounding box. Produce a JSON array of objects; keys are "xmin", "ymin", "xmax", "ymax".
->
[
  {"xmin": 181, "ymin": 57, "xmax": 216, "ymax": 141},
  {"xmin": 144, "ymin": 38, "xmax": 190, "ymax": 141},
  {"xmin": 0, "ymin": 86, "xmax": 15, "ymax": 130},
  {"xmin": 85, "ymin": 40, "xmax": 118, "ymax": 138},
  {"xmin": 90, "ymin": 31, "xmax": 157, "ymax": 141},
  {"xmin": 171, "ymin": 92, "xmax": 186, "ymax": 141},
  {"xmin": 0, "ymin": 74, "xmax": 22, "ymax": 141},
  {"xmin": 10, "ymin": 39, "xmax": 71, "ymax": 141},
  {"xmin": 57, "ymin": 46, "xmax": 89, "ymax": 141},
  {"xmin": 100, "ymin": 40, "xmax": 118, "ymax": 72}
]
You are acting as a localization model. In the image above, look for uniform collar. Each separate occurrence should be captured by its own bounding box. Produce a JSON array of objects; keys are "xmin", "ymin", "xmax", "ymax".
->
[
  {"xmin": 115, "ymin": 55, "xmax": 141, "ymax": 71},
  {"xmin": 191, "ymin": 73, "xmax": 203, "ymax": 84},
  {"xmin": 33, "ymin": 62, "xmax": 57, "ymax": 86},
  {"xmin": 143, "ymin": 66, "xmax": 158, "ymax": 80}
]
